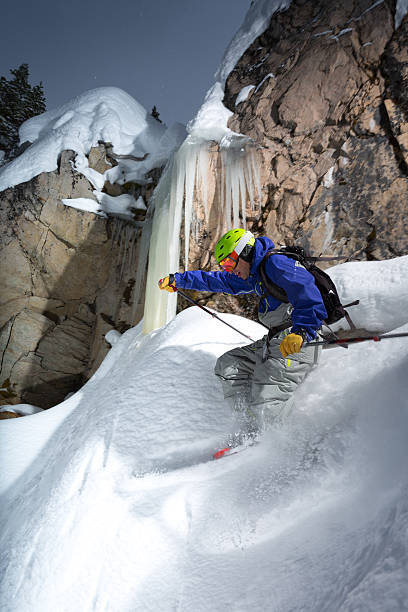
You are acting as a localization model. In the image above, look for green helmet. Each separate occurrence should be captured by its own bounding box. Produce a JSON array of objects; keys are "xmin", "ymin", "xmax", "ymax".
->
[{"xmin": 214, "ymin": 229, "xmax": 255, "ymax": 264}]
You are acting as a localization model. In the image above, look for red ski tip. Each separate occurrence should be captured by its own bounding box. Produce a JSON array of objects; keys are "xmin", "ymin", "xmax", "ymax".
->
[{"xmin": 213, "ymin": 447, "xmax": 231, "ymax": 460}]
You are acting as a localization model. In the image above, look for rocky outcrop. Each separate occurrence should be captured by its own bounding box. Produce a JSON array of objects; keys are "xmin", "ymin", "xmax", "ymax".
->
[
  {"xmin": 178, "ymin": 0, "xmax": 407, "ymax": 320},
  {"xmin": 0, "ymin": 146, "xmax": 151, "ymax": 408},
  {"xmin": 382, "ymin": 14, "xmax": 408, "ymax": 167},
  {"xmin": 0, "ymin": 411, "xmax": 20, "ymax": 420},
  {"xmin": 222, "ymin": 0, "xmax": 407, "ymax": 261}
]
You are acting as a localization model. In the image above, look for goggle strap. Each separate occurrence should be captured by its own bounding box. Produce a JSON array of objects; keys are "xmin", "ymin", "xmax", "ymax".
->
[
  {"xmin": 220, "ymin": 252, "xmax": 238, "ymax": 270},
  {"xmin": 220, "ymin": 252, "xmax": 238, "ymax": 264},
  {"xmin": 234, "ymin": 231, "xmax": 254, "ymax": 257}
]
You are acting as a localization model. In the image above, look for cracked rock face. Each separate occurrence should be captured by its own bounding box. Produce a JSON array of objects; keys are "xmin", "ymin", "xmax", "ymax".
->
[
  {"xmin": 180, "ymin": 0, "xmax": 407, "ymax": 323},
  {"xmin": 223, "ymin": 0, "xmax": 407, "ymax": 261},
  {"xmin": 0, "ymin": 149, "xmax": 148, "ymax": 408}
]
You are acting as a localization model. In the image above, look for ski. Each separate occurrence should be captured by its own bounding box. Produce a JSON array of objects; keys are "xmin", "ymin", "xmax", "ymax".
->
[{"xmin": 213, "ymin": 440, "xmax": 258, "ymax": 460}]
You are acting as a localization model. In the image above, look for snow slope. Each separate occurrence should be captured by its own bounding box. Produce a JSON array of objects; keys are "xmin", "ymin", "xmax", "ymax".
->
[{"xmin": 1, "ymin": 257, "xmax": 408, "ymax": 611}]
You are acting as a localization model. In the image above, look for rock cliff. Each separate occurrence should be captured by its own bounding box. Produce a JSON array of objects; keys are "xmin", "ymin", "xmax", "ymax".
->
[
  {"xmin": 0, "ymin": 145, "xmax": 152, "ymax": 408},
  {"xmin": 224, "ymin": 0, "xmax": 407, "ymax": 260},
  {"xmin": 180, "ymin": 0, "xmax": 407, "ymax": 320}
]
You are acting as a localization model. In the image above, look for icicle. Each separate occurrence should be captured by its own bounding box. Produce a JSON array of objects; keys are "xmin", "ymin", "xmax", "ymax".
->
[
  {"xmin": 198, "ymin": 146, "xmax": 209, "ymax": 223},
  {"xmin": 142, "ymin": 136, "xmax": 262, "ymax": 335},
  {"xmin": 221, "ymin": 142, "xmax": 263, "ymax": 227},
  {"xmin": 239, "ymin": 173, "xmax": 246, "ymax": 229},
  {"xmin": 142, "ymin": 157, "xmax": 178, "ymax": 333},
  {"xmin": 183, "ymin": 145, "xmax": 198, "ymax": 269},
  {"xmin": 243, "ymin": 152, "xmax": 255, "ymax": 211},
  {"xmin": 250, "ymin": 147, "xmax": 262, "ymax": 213},
  {"xmin": 222, "ymin": 150, "xmax": 232, "ymax": 231},
  {"xmin": 231, "ymin": 157, "xmax": 240, "ymax": 227},
  {"xmin": 219, "ymin": 151, "xmax": 226, "ymax": 234}
]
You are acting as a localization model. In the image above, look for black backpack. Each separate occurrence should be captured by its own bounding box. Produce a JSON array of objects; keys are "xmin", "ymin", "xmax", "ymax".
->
[{"xmin": 258, "ymin": 246, "xmax": 357, "ymax": 327}]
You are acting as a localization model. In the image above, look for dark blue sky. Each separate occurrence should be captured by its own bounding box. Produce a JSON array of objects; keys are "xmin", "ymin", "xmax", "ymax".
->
[{"xmin": 1, "ymin": 0, "xmax": 251, "ymax": 127}]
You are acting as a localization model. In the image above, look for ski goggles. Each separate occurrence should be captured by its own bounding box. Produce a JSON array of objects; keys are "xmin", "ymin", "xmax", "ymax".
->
[{"xmin": 219, "ymin": 251, "xmax": 239, "ymax": 272}]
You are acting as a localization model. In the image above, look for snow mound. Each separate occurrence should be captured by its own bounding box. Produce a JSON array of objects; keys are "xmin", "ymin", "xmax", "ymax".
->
[
  {"xmin": 1, "ymin": 257, "xmax": 408, "ymax": 610},
  {"xmin": 329, "ymin": 255, "xmax": 408, "ymax": 333},
  {"xmin": 187, "ymin": 82, "xmax": 235, "ymax": 142},
  {"xmin": 0, "ymin": 87, "xmax": 186, "ymax": 194}
]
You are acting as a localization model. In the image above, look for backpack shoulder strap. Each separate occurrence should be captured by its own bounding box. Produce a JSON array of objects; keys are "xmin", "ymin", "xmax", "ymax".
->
[
  {"xmin": 260, "ymin": 246, "xmax": 359, "ymax": 330},
  {"xmin": 258, "ymin": 251, "xmax": 289, "ymax": 303}
]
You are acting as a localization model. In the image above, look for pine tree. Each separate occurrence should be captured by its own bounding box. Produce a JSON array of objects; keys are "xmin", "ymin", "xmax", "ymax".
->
[
  {"xmin": 0, "ymin": 64, "xmax": 46, "ymax": 161},
  {"xmin": 151, "ymin": 105, "xmax": 162, "ymax": 123}
]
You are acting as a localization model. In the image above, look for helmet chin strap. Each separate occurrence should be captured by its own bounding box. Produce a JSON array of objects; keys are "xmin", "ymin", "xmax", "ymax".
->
[{"xmin": 234, "ymin": 230, "xmax": 254, "ymax": 257}]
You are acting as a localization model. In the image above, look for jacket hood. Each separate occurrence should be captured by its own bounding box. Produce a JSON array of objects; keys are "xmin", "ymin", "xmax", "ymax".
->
[{"xmin": 250, "ymin": 236, "xmax": 275, "ymax": 275}]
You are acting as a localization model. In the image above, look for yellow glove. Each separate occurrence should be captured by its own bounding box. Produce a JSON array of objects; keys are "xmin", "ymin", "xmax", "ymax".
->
[
  {"xmin": 158, "ymin": 275, "xmax": 177, "ymax": 293},
  {"xmin": 280, "ymin": 333, "xmax": 304, "ymax": 358}
]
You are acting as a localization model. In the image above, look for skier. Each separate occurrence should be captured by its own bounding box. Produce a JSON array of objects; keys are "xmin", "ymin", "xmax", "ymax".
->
[{"xmin": 159, "ymin": 229, "xmax": 327, "ymax": 433}]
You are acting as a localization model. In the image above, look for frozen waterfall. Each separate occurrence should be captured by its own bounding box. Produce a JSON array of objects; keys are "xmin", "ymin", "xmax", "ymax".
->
[{"xmin": 142, "ymin": 136, "xmax": 262, "ymax": 334}]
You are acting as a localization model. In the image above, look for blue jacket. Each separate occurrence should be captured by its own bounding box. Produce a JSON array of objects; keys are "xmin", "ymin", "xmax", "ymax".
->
[{"xmin": 174, "ymin": 236, "xmax": 327, "ymax": 338}]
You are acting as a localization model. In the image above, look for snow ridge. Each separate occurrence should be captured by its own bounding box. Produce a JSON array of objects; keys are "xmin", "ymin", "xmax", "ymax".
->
[{"xmin": 2, "ymin": 257, "xmax": 408, "ymax": 610}]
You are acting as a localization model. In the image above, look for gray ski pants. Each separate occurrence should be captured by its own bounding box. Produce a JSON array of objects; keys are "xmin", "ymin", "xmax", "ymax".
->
[{"xmin": 214, "ymin": 331, "xmax": 321, "ymax": 427}]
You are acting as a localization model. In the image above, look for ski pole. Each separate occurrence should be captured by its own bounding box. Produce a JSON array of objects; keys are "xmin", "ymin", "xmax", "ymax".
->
[
  {"xmin": 307, "ymin": 331, "xmax": 408, "ymax": 348},
  {"xmin": 306, "ymin": 255, "xmax": 352, "ymax": 263},
  {"xmin": 177, "ymin": 289, "xmax": 255, "ymax": 342}
]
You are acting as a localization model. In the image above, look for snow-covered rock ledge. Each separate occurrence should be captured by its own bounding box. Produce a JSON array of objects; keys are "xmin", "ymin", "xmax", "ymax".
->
[
  {"xmin": 0, "ymin": 87, "xmax": 185, "ymax": 217},
  {"xmin": 0, "ymin": 88, "xmax": 185, "ymax": 408}
]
